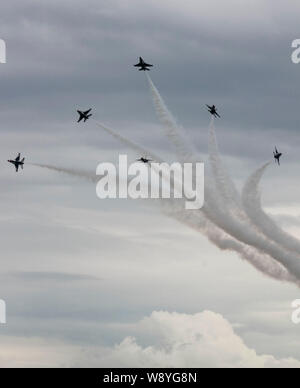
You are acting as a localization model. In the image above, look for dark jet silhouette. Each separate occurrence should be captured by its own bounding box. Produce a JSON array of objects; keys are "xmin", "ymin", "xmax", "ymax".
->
[
  {"xmin": 273, "ymin": 147, "xmax": 282, "ymax": 165},
  {"xmin": 206, "ymin": 104, "xmax": 220, "ymax": 118},
  {"xmin": 7, "ymin": 153, "xmax": 25, "ymax": 172},
  {"xmin": 134, "ymin": 57, "xmax": 153, "ymax": 71},
  {"xmin": 77, "ymin": 108, "xmax": 92, "ymax": 123},
  {"xmin": 136, "ymin": 157, "xmax": 153, "ymax": 164}
]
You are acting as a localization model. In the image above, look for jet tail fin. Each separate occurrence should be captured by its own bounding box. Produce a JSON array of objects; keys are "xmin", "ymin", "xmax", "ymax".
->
[{"xmin": 84, "ymin": 114, "xmax": 92, "ymax": 122}]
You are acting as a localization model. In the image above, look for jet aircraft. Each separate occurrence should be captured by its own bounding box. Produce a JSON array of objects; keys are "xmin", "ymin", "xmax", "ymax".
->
[
  {"xmin": 136, "ymin": 157, "xmax": 152, "ymax": 164},
  {"xmin": 7, "ymin": 153, "xmax": 25, "ymax": 172},
  {"xmin": 206, "ymin": 104, "xmax": 220, "ymax": 118},
  {"xmin": 77, "ymin": 108, "xmax": 92, "ymax": 123},
  {"xmin": 273, "ymin": 147, "xmax": 282, "ymax": 165},
  {"xmin": 134, "ymin": 57, "xmax": 153, "ymax": 71}
]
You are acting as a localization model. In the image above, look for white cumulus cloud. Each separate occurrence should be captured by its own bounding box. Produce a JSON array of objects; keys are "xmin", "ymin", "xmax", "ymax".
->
[{"xmin": 73, "ymin": 310, "xmax": 300, "ymax": 368}]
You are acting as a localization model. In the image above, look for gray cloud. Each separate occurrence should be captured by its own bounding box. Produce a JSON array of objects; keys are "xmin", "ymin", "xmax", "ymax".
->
[{"xmin": 5, "ymin": 271, "xmax": 100, "ymax": 282}]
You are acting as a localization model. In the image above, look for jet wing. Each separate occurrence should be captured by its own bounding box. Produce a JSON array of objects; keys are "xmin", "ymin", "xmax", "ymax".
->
[
  {"xmin": 83, "ymin": 109, "xmax": 91, "ymax": 115},
  {"xmin": 77, "ymin": 116, "xmax": 83, "ymax": 123},
  {"xmin": 15, "ymin": 164, "xmax": 19, "ymax": 172},
  {"xmin": 15, "ymin": 153, "xmax": 20, "ymax": 162},
  {"xmin": 215, "ymin": 112, "xmax": 221, "ymax": 118},
  {"xmin": 144, "ymin": 63, "xmax": 153, "ymax": 67}
]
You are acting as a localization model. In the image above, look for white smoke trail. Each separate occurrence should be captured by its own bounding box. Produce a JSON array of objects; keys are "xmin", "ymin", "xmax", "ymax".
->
[
  {"xmin": 31, "ymin": 87, "xmax": 300, "ymax": 285},
  {"xmin": 169, "ymin": 205, "xmax": 299, "ymax": 286},
  {"xmin": 200, "ymin": 110, "xmax": 300, "ymax": 281},
  {"xmin": 31, "ymin": 155, "xmax": 300, "ymax": 284},
  {"xmin": 146, "ymin": 73, "xmax": 197, "ymax": 162},
  {"xmin": 146, "ymin": 74, "xmax": 243, "ymax": 214},
  {"xmin": 242, "ymin": 162, "xmax": 300, "ymax": 256},
  {"xmin": 151, "ymin": 163, "xmax": 299, "ymax": 286},
  {"xmin": 29, "ymin": 163, "xmax": 97, "ymax": 183},
  {"xmin": 92, "ymin": 119, "xmax": 163, "ymax": 163},
  {"xmin": 34, "ymin": 160, "xmax": 297, "ymax": 285},
  {"xmin": 202, "ymin": 190, "xmax": 300, "ymax": 279},
  {"xmin": 162, "ymin": 184, "xmax": 299, "ymax": 285},
  {"xmin": 145, "ymin": 75, "xmax": 300, "ymax": 282},
  {"xmin": 208, "ymin": 118, "xmax": 242, "ymax": 213},
  {"xmin": 146, "ymin": 75, "xmax": 221, "ymax": 210}
]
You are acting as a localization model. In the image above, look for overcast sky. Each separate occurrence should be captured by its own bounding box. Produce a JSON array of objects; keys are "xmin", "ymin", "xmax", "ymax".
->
[{"xmin": 1, "ymin": 0, "xmax": 300, "ymax": 367}]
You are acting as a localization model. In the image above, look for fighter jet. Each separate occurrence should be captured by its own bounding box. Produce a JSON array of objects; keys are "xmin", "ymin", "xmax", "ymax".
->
[
  {"xmin": 77, "ymin": 108, "xmax": 92, "ymax": 123},
  {"xmin": 134, "ymin": 57, "xmax": 153, "ymax": 71},
  {"xmin": 273, "ymin": 147, "xmax": 282, "ymax": 165},
  {"xmin": 7, "ymin": 153, "xmax": 25, "ymax": 172},
  {"xmin": 136, "ymin": 157, "xmax": 153, "ymax": 164},
  {"xmin": 206, "ymin": 104, "xmax": 220, "ymax": 118}
]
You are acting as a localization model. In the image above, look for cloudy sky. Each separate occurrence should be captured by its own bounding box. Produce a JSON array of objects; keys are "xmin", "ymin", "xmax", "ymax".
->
[{"xmin": 1, "ymin": 0, "xmax": 300, "ymax": 367}]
